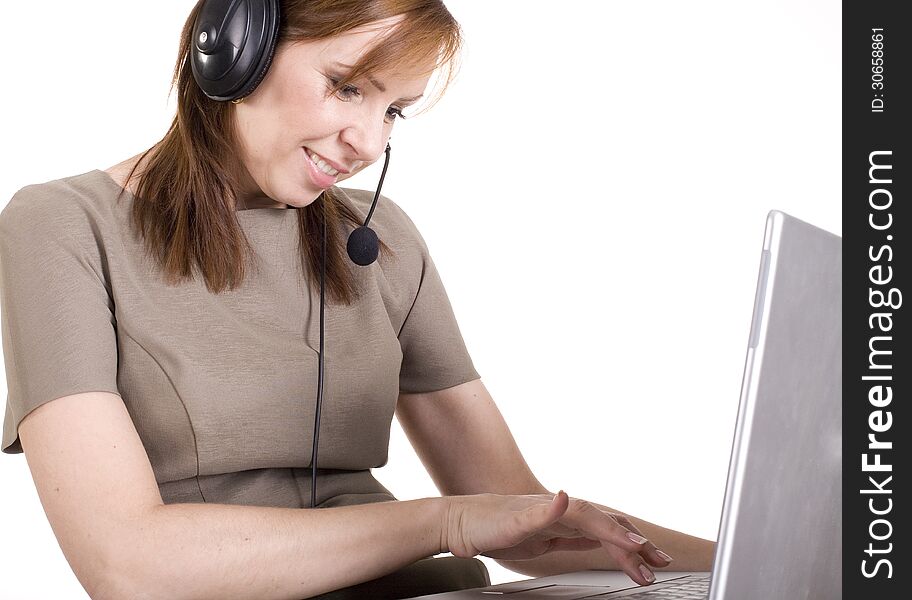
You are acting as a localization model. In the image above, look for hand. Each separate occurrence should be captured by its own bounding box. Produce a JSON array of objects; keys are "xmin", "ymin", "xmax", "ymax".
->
[{"xmin": 443, "ymin": 491, "xmax": 672, "ymax": 586}]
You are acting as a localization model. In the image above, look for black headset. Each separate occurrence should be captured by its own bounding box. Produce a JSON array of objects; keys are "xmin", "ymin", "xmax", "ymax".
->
[{"xmin": 190, "ymin": 0, "xmax": 392, "ymax": 508}]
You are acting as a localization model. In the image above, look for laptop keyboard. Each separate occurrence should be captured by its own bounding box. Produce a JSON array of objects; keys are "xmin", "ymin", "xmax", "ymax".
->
[{"xmin": 583, "ymin": 575, "xmax": 710, "ymax": 599}]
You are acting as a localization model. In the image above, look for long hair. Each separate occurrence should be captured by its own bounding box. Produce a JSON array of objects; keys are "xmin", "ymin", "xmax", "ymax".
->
[{"xmin": 118, "ymin": 0, "xmax": 462, "ymax": 303}]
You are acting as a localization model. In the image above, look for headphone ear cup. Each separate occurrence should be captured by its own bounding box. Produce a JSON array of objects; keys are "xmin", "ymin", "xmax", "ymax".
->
[
  {"xmin": 230, "ymin": 20, "xmax": 279, "ymax": 101},
  {"xmin": 190, "ymin": 0, "xmax": 281, "ymax": 102}
]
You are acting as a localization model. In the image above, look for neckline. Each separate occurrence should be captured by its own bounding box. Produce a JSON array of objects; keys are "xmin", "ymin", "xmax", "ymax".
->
[{"xmin": 91, "ymin": 169, "xmax": 296, "ymax": 216}]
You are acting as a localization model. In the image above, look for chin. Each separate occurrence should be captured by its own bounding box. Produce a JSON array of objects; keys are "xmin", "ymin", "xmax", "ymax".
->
[
  {"xmin": 293, "ymin": 180, "xmax": 331, "ymax": 206},
  {"xmin": 294, "ymin": 194, "xmax": 324, "ymax": 209}
]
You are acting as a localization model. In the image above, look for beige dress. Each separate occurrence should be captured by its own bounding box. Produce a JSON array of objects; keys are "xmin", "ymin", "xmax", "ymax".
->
[{"xmin": 0, "ymin": 169, "xmax": 489, "ymax": 598}]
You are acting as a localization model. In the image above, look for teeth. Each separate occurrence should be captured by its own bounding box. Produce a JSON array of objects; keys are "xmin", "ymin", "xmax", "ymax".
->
[{"xmin": 306, "ymin": 149, "xmax": 339, "ymax": 176}]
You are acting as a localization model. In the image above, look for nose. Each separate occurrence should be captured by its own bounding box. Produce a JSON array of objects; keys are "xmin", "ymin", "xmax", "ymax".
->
[{"xmin": 338, "ymin": 109, "xmax": 390, "ymax": 167}]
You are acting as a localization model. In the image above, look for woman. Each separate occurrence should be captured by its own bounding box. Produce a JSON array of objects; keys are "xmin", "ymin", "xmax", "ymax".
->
[{"xmin": 0, "ymin": 1, "xmax": 715, "ymax": 598}]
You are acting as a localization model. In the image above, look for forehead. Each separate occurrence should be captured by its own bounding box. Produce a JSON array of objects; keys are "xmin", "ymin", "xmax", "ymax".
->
[
  {"xmin": 278, "ymin": 16, "xmax": 436, "ymax": 85},
  {"xmin": 317, "ymin": 15, "xmax": 407, "ymax": 58}
]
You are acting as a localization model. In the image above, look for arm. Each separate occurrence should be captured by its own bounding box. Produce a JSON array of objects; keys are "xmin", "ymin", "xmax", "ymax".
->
[
  {"xmin": 137, "ymin": 496, "xmax": 446, "ymax": 600},
  {"xmin": 20, "ymin": 391, "xmax": 447, "ymax": 600},
  {"xmin": 396, "ymin": 378, "xmax": 548, "ymax": 497},
  {"xmin": 396, "ymin": 379, "xmax": 716, "ymax": 577}
]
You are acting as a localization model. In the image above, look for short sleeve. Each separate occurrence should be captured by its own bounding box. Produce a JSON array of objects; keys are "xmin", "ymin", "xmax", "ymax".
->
[
  {"xmin": 394, "ymin": 209, "xmax": 480, "ymax": 394},
  {"xmin": 0, "ymin": 184, "xmax": 120, "ymax": 454}
]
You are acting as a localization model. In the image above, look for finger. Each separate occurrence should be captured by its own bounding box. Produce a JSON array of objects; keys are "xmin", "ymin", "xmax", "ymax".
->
[
  {"xmin": 525, "ymin": 492, "xmax": 583, "ymax": 537},
  {"xmin": 543, "ymin": 490, "xmax": 570, "ymax": 521},
  {"xmin": 611, "ymin": 515, "xmax": 673, "ymax": 568},
  {"xmin": 518, "ymin": 490, "xmax": 570, "ymax": 537},
  {"xmin": 558, "ymin": 499, "xmax": 650, "ymax": 554},
  {"xmin": 494, "ymin": 491, "xmax": 571, "ymax": 555},
  {"xmin": 601, "ymin": 539, "xmax": 657, "ymax": 586}
]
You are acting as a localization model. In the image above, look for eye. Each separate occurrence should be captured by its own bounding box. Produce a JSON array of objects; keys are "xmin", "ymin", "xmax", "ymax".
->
[
  {"xmin": 327, "ymin": 75, "xmax": 408, "ymax": 124},
  {"xmin": 327, "ymin": 76, "xmax": 361, "ymax": 101},
  {"xmin": 385, "ymin": 106, "xmax": 406, "ymax": 123}
]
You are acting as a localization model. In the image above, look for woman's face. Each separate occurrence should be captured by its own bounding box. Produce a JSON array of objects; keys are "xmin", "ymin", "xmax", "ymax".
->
[{"xmin": 232, "ymin": 16, "xmax": 432, "ymax": 209}]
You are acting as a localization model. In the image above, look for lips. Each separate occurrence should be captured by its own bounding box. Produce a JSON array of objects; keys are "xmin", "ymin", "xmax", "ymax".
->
[
  {"xmin": 303, "ymin": 147, "xmax": 350, "ymax": 174},
  {"xmin": 302, "ymin": 147, "xmax": 338, "ymax": 188}
]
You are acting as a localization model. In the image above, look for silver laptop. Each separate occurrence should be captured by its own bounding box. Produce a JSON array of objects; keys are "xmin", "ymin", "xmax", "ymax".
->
[{"xmin": 412, "ymin": 210, "xmax": 842, "ymax": 599}]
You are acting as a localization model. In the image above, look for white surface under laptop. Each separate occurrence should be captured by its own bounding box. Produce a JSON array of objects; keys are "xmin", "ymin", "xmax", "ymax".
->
[{"xmin": 410, "ymin": 210, "xmax": 842, "ymax": 600}]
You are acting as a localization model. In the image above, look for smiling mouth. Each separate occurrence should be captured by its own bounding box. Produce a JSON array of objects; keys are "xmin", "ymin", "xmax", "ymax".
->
[{"xmin": 303, "ymin": 147, "xmax": 348, "ymax": 176}]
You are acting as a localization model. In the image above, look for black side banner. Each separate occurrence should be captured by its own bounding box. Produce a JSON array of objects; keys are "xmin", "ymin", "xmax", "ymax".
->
[{"xmin": 843, "ymin": 1, "xmax": 909, "ymax": 597}]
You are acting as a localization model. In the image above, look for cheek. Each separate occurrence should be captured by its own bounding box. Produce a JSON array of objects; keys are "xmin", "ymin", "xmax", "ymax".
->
[
  {"xmin": 243, "ymin": 81, "xmax": 348, "ymax": 150},
  {"xmin": 276, "ymin": 82, "xmax": 346, "ymax": 140}
]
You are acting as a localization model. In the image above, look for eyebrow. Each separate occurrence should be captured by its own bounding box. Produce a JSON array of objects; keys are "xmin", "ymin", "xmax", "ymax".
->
[{"xmin": 332, "ymin": 61, "xmax": 424, "ymax": 103}]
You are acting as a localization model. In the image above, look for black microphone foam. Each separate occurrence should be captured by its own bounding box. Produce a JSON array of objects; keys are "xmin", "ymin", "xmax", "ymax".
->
[{"xmin": 347, "ymin": 226, "xmax": 380, "ymax": 266}]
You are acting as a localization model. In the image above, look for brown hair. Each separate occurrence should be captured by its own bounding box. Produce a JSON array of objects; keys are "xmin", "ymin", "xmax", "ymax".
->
[{"xmin": 119, "ymin": 0, "xmax": 462, "ymax": 303}]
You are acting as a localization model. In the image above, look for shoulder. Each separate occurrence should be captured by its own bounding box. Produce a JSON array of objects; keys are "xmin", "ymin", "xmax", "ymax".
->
[
  {"xmin": 332, "ymin": 186, "xmax": 435, "ymax": 299},
  {"xmin": 0, "ymin": 170, "xmax": 124, "ymax": 271},
  {"xmin": 0, "ymin": 169, "xmax": 122, "ymax": 241}
]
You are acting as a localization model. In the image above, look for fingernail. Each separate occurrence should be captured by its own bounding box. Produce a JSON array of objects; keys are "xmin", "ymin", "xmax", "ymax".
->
[
  {"xmin": 639, "ymin": 564, "xmax": 656, "ymax": 583},
  {"xmin": 627, "ymin": 532, "xmax": 648, "ymax": 544},
  {"xmin": 656, "ymin": 549, "xmax": 674, "ymax": 562}
]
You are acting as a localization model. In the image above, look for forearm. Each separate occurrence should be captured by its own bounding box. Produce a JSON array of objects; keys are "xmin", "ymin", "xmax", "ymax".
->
[
  {"xmin": 113, "ymin": 498, "xmax": 447, "ymax": 600},
  {"xmin": 495, "ymin": 500, "xmax": 715, "ymax": 577}
]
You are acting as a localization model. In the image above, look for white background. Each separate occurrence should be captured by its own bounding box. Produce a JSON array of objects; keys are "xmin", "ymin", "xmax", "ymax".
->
[{"xmin": 0, "ymin": 1, "xmax": 840, "ymax": 597}]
